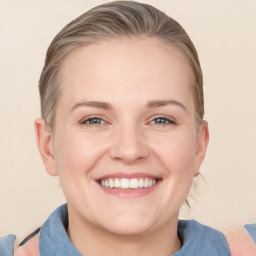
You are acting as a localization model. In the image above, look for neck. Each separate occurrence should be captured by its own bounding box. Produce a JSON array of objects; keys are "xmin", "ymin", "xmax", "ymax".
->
[{"xmin": 67, "ymin": 208, "xmax": 181, "ymax": 256}]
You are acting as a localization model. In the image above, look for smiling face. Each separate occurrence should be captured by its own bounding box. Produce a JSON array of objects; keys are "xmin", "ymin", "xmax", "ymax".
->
[{"xmin": 36, "ymin": 37, "xmax": 208, "ymax": 238}]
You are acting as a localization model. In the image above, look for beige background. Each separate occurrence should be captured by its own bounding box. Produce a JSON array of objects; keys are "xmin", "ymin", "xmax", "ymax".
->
[{"xmin": 0, "ymin": 0, "xmax": 255, "ymax": 240}]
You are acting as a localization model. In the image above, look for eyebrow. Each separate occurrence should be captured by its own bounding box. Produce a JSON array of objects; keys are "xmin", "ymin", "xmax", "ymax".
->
[
  {"xmin": 70, "ymin": 101, "xmax": 112, "ymax": 113},
  {"xmin": 70, "ymin": 99, "xmax": 187, "ymax": 113},
  {"xmin": 147, "ymin": 100, "xmax": 187, "ymax": 112}
]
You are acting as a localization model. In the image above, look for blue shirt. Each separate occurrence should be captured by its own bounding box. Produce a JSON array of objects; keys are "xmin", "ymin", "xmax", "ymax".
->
[
  {"xmin": 0, "ymin": 204, "xmax": 231, "ymax": 255},
  {"xmin": 245, "ymin": 223, "xmax": 256, "ymax": 244},
  {"xmin": 0, "ymin": 234, "xmax": 16, "ymax": 256}
]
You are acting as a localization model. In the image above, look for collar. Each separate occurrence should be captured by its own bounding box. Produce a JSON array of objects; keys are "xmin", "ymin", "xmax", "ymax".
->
[
  {"xmin": 39, "ymin": 204, "xmax": 230, "ymax": 256},
  {"xmin": 39, "ymin": 204, "xmax": 83, "ymax": 256}
]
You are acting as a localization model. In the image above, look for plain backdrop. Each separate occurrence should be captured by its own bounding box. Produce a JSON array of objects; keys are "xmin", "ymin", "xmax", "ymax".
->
[{"xmin": 0, "ymin": 0, "xmax": 256, "ymax": 240}]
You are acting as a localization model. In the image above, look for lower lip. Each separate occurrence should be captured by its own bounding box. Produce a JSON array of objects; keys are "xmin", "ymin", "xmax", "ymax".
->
[{"xmin": 97, "ymin": 181, "xmax": 161, "ymax": 198}]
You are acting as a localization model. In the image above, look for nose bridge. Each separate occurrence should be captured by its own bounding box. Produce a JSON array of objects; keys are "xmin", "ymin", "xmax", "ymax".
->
[{"xmin": 109, "ymin": 119, "xmax": 149, "ymax": 164}]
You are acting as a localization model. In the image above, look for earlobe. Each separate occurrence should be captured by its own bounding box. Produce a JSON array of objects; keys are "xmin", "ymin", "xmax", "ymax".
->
[
  {"xmin": 34, "ymin": 118, "xmax": 58, "ymax": 176},
  {"xmin": 194, "ymin": 121, "xmax": 209, "ymax": 176}
]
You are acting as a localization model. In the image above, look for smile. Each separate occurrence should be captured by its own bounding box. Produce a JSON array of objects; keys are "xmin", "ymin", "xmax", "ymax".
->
[{"xmin": 100, "ymin": 178, "xmax": 157, "ymax": 189}]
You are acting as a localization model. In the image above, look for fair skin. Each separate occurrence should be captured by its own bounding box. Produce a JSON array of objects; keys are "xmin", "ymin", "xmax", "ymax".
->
[
  {"xmin": 34, "ymin": 37, "xmax": 209, "ymax": 256},
  {"xmin": 224, "ymin": 227, "xmax": 256, "ymax": 256},
  {"xmin": 14, "ymin": 233, "xmax": 40, "ymax": 256}
]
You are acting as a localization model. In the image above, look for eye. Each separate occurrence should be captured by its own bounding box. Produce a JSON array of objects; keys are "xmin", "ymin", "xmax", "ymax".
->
[
  {"xmin": 150, "ymin": 117, "xmax": 175, "ymax": 125},
  {"xmin": 81, "ymin": 117, "xmax": 105, "ymax": 125}
]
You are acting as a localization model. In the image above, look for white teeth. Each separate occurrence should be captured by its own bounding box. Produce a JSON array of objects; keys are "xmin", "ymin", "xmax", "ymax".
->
[
  {"xmin": 144, "ymin": 178, "xmax": 149, "ymax": 188},
  {"xmin": 114, "ymin": 178, "xmax": 120, "ymax": 188},
  {"xmin": 138, "ymin": 178, "xmax": 144, "ymax": 188},
  {"xmin": 100, "ymin": 177, "xmax": 157, "ymax": 189},
  {"xmin": 120, "ymin": 178, "xmax": 130, "ymax": 188},
  {"xmin": 109, "ymin": 178, "xmax": 114, "ymax": 188},
  {"xmin": 130, "ymin": 178, "xmax": 139, "ymax": 188}
]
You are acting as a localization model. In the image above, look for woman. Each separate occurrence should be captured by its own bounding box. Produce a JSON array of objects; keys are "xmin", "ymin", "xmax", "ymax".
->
[{"xmin": 0, "ymin": 1, "xmax": 235, "ymax": 255}]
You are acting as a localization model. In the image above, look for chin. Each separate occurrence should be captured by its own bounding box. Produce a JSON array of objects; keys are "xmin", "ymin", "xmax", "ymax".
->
[
  {"xmin": 105, "ymin": 221, "xmax": 153, "ymax": 236},
  {"xmin": 97, "ymin": 211, "xmax": 158, "ymax": 236}
]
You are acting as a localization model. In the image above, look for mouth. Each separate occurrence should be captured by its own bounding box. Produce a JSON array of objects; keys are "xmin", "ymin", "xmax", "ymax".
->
[
  {"xmin": 95, "ymin": 174, "xmax": 161, "ymax": 197},
  {"xmin": 98, "ymin": 177, "xmax": 159, "ymax": 189}
]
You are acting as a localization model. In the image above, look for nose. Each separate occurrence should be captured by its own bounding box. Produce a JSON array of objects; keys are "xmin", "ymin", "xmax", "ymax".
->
[{"xmin": 109, "ymin": 123, "xmax": 150, "ymax": 164}]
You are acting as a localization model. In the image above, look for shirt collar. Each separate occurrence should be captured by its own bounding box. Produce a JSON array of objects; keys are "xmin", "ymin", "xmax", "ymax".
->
[
  {"xmin": 39, "ymin": 204, "xmax": 230, "ymax": 256},
  {"xmin": 39, "ymin": 204, "xmax": 83, "ymax": 256}
]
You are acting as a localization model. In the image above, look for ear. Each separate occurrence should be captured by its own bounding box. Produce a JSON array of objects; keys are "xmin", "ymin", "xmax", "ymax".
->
[
  {"xmin": 34, "ymin": 118, "xmax": 57, "ymax": 176},
  {"xmin": 194, "ymin": 121, "xmax": 209, "ymax": 176}
]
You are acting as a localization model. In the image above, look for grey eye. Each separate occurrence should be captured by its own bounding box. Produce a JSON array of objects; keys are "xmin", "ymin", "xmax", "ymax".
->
[
  {"xmin": 83, "ymin": 118, "xmax": 103, "ymax": 125},
  {"xmin": 152, "ymin": 117, "xmax": 171, "ymax": 124}
]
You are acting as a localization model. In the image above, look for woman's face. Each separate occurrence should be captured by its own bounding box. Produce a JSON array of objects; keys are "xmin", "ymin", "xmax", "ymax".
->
[{"xmin": 37, "ymin": 37, "xmax": 208, "ymax": 236}]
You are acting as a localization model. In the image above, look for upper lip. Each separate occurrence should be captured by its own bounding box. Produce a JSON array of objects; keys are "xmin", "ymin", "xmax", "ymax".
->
[{"xmin": 95, "ymin": 172, "xmax": 161, "ymax": 181}]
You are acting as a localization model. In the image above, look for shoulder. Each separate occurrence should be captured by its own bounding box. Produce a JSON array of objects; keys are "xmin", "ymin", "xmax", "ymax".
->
[
  {"xmin": 225, "ymin": 225, "xmax": 256, "ymax": 256},
  {"xmin": 0, "ymin": 228, "xmax": 41, "ymax": 256},
  {"xmin": 14, "ymin": 232, "xmax": 40, "ymax": 256},
  {"xmin": 177, "ymin": 220, "xmax": 231, "ymax": 255},
  {"xmin": 0, "ymin": 205, "xmax": 65, "ymax": 256},
  {"xmin": 245, "ymin": 223, "xmax": 256, "ymax": 243},
  {"xmin": 178, "ymin": 219, "xmax": 230, "ymax": 245},
  {"xmin": 0, "ymin": 234, "xmax": 16, "ymax": 256}
]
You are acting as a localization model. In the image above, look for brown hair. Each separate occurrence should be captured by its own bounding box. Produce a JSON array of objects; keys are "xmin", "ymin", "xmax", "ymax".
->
[{"xmin": 39, "ymin": 1, "xmax": 204, "ymax": 129}]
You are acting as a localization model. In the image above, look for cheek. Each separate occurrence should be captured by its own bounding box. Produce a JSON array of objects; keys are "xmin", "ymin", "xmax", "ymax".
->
[
  {"xmin": 149, "ymin": 128, "xmax": 197, "ymax": 175},
  {"xmin": 55, "ymin": 136, "xmax": 84, "ymax": 175},
  {"xmin": 158, "ymin": 131, "xmax": 197, "ymax": 207},
  {"xmin": 53, "ymin": 132, "xmax": 99, "ymax": 205},
  {"xmin": 53, "ymin": 131, "xmax": 108, "ymax": 178}
]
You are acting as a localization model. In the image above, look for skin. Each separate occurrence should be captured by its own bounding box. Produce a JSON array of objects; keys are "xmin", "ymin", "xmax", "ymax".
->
[
  {"xmin": 35, "ymin": 37, "xmax": 209, "ymax": 256},
  {"xmin": 14, "ymin": 233, "xmax": 39, "ymax": 256},
  {"xmin": 225, "ymin": 228, "xmax": 256, "ymax": 255}
]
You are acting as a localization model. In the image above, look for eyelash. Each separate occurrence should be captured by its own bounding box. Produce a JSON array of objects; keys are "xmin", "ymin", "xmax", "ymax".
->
[
  {"xmin": 79, "ymin": 116, "xmax": 176, "ymax": 126},
  {"xmin": 150, "ymin": 117, "xmax": 176, "ymax": 125},
  {"xmin": 80, "ymin": 117, "xmax": 106, "ymax": 126}
]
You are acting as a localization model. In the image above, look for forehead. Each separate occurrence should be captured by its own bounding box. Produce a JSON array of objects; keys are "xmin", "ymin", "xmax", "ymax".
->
[{"xmin": 59, "ymin": 37, "xmax": 193, "ymax": 106}]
